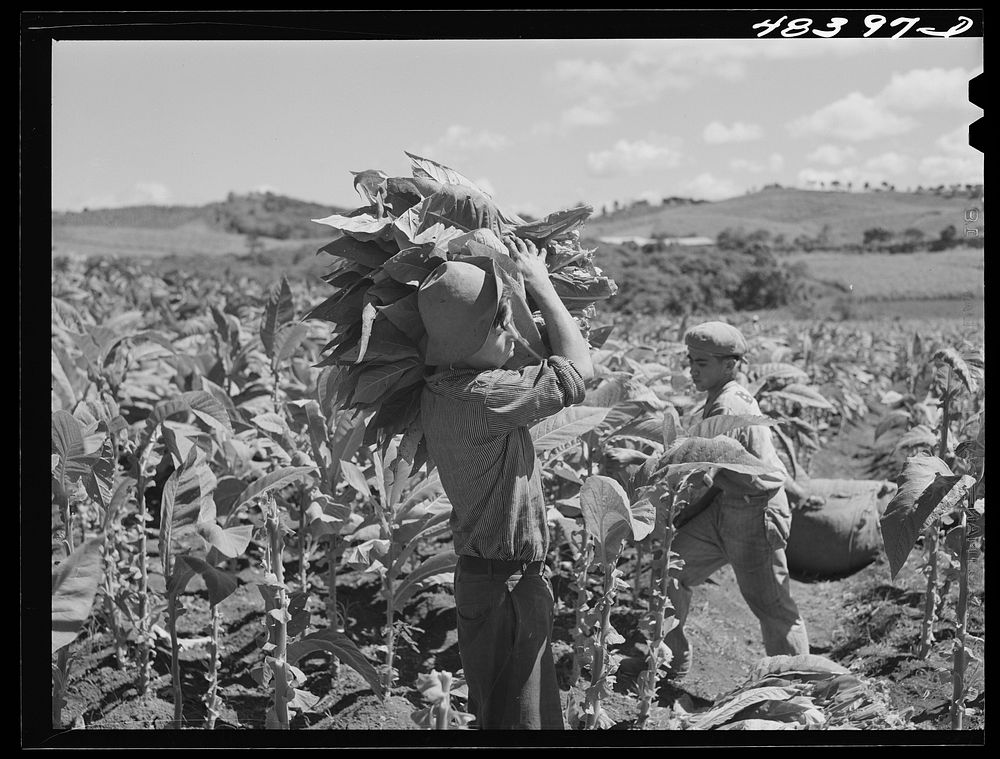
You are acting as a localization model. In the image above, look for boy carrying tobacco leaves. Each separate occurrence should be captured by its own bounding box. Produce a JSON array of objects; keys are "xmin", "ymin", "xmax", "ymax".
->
[
  {"xmin": 665, "ymin": 321, "xmax": 811, "ymax": 678},
  {"xmin": 605, "ymin": 321, "xmax": 813, "ymax": 679},
  {"xmin": 417, "ymin": 235, "xmax": 594, "ymax": 730}
]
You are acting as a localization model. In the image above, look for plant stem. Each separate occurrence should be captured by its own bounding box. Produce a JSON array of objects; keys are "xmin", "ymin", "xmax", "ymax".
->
[
  {"xmin": 267, "ymin": 499, "xmax": 291, "ymax": 729},
  {"xmin": 168, "ymin": 593, "xmax": 183, "ymax": 727},
  {"xmin": 584, "ymin": 551, "xmax": 619, "ymax": 730},
  {"xmin": 204, "ymin": 603, "xmax": 221, "ymax": 729},
  {"xmin": 569, "ymin": 529, "xmax": 592, "ymax": 688},
  {"xmin": 920, "ymin": 368, "xmax": 952, "ymax": 659},
  {"xmin": 297, "ymin": 482, "xmax": 309, "ymax": 592},
  {"xmin": 52, "ymin": 648, "xmax": 70, "ymax": 728},
  {"xmin": 918, "ymin": 529, "xmax": 939, "ymax": 660},
  {"xmin": 436, "ymin": 671, "xmax": 453, "ymax": 730},
  {"xmin": 327, "ymin": 535, "xmax": 340, "ymax": 625},
  {"xmin": 637, "ymin": 497, "xmax": 677, "ymax": 728},
  {"xmin": 383, "ymin": 548, "xmax": 397, "ymax": 692},
  {"xmin": 633, "ymin": 542, "xmax": 645, "ymax": 601},
  {"xmin": 950, "ymin": 499, "xmax": 971, "ymax": 729},
  {"xmin": 135, "ymin": 442, "xmax": 154, "ymax": 697}
]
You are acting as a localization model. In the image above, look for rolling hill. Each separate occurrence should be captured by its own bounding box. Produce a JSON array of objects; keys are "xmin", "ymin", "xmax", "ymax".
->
[
  {"xmin": 581, "ymin": 187, "xmax": 983, "ymax": 247},
  {"xmin": 50, "ymin": 186, "xmax": 983, "ymax": 262}
]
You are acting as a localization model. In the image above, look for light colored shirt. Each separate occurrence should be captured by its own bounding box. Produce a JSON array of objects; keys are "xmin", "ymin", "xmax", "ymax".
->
[
  {"xmin": 701, "ymin": 380, "xmax": 788, "ymax": 507},
  {"xmin": 421, "ymin": 356, "xmax": 586, "ymax": 561}
]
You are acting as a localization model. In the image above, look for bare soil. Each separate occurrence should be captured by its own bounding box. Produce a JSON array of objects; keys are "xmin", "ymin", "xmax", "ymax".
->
[{"xmin": 42, "ymin": 417, "xmax": 985, "ymax": 746}]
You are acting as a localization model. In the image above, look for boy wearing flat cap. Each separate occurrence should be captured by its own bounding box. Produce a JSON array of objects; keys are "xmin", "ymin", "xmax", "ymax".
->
[
  {"xmin": 418, "ymin": 235, "xmax": 594, "ymax": 730},
  {"xmin": 663, "ymin": 320, "xmax": 810, "ymax": 678}
]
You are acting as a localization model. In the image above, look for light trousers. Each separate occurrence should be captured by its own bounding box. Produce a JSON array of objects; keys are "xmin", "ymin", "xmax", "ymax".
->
[{"xmin": 664, "ymin": 495, "xmax": 810, "ymax": 672}]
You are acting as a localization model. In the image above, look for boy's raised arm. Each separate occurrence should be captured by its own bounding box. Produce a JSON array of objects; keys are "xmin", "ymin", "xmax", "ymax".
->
[{"xmin": 503, "ymin": 235, "xmax": 594, "ymax": 382}]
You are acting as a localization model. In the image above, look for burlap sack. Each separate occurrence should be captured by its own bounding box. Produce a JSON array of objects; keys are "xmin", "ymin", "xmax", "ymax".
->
[{"xmin": 786, "ymin": 478, "xmax": 897, "ymax": 579}]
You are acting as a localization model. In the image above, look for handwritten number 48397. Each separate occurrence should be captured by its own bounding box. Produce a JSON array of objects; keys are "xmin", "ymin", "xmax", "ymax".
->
[{"xmin": 753, "ymin": 15, "xmax": 974, "ymax": 39}]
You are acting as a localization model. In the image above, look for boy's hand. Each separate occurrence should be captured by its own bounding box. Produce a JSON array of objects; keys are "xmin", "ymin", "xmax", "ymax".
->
[{"xmin": 503, "ymin": 235, "xmax": 554, "ymax": 295}]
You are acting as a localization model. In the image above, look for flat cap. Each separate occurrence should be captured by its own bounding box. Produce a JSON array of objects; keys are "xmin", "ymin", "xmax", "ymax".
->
[{"xmin": 684, "ymin": 321, "xmax": 748, "ymax": 357}]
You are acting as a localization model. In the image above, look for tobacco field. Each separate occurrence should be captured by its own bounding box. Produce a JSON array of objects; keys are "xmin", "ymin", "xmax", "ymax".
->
[{"xmin": 42, "ymin": 156, "xmax": 984, "ymax": 745}]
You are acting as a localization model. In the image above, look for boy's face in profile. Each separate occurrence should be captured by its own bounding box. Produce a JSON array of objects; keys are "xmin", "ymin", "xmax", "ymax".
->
[
  {"xmin": 464, "ymin": 323, "xmax": 518, "ymax": 369},
  {"xmin": 687, "ymin": 350, "xmax": 736, "ymax": 392},
  {"xmin": 459, "ymin": 296, "xmax": 518, "ymax": 370}
]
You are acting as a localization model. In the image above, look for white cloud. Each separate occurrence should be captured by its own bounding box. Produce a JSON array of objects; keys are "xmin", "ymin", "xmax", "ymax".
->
[
  {"xmin": 561, "ymin": 101, "xmax": 616, "ymax": 128},
  {"xmin": 539, "ymin": 39, "xmax": 874, "ymax": 134},
  {"xmin": 586, "ymin": 137, "xmax": 683, "ymax": 177},
  {"xmin": 730, "ymin": 153, "xmax": 784, "ymax": 173},
  {"xmin": 421, "ymin": 125, "xmax": 509, "ymax": 157},
  {"xmin": 806, "ymin": 144, "xmax": 858, "ymax": 166},
  {"xmin": 918, "ymin": 155, "xmax": 983, "ymax": 184},
  {"xmin": 788, "ymin": 92, "xmax": 916, "ymax": 141},
  {"xmin": 788, "ymin": 65, "xmax": 980, "ymax": 146},
  {"xmin": 915, "ymin": 125, "xmax": 983, "ymax": 184},
  {"xmin": 703, "ymin": 120, "xmax": 762, "ymax": 144},
  {"xmin": 880, "ymin": 67, "xmax": 979, "ymax": 111},
  {"xmin": 864, "ymin": 152, "xmax": 912, "ymax": 175},
  {"xmin": 730, "ymin": 158, "xmax": 761, "ymax": 172},
  {"xmin": 682, "ymin": 173, "xmax": 741, "ymax": 201},
  {"xmin": 937, "ymin": 125, "xmax": 972, "ymax": 155},
  {"xmin": 549, "ymin": 39, "xmax": 869, "ymax": 99},
  {"xmin": 472, "ymin": 176, "xmax": 497, "ymax": 198},
  {"xmin": 79, "ymin": 181, "xmax": 173, "ymax": 210}
]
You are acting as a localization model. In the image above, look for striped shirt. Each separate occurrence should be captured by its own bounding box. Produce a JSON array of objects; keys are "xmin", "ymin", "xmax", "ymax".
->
[
  {"xmin": 421, "ymin": 356, "xmax": 586, "ymax": 561},
  {"xmin": 698, "ymin": 380, "xmax": 789, "ymax": 507}
]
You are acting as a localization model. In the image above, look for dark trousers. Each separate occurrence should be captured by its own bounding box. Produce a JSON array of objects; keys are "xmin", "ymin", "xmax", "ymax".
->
[{"xmin": 454, "ymin": 556, "xmax": 564, "ymax": 730}]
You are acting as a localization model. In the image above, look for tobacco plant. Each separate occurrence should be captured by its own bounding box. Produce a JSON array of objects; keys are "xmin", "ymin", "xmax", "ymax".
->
[
  {"xmin": 879, "ymin": 346, "xmax": 984, "ymax": 729},
  {"xmin": 563, "ymin": 475, "xmax": 654, "ymax": 729},
  {"xmin": 341, "ymin": 428, "xmax": 456, "ymax": 691},
  {"xmin": 410, "ymin": 670, "xmax": 474, "ymax": 729}
]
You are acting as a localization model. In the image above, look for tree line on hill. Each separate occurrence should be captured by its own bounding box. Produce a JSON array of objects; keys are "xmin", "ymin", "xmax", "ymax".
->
[
  {"xmin": 589, "ymin": 214, "xmax": 982, "ymax": 317},
  {"xmin": 591, "ymin": 236, "xmax": 802, "ymax": 317},
  {"xmin": 715, "ymin": 224, "xmax": 982, "ymax": 255}
]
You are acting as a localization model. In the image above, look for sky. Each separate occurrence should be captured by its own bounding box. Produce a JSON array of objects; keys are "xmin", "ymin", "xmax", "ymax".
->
[{"xmin": 50, "ymin": 33, "xmax": 983, "ymax": 218}]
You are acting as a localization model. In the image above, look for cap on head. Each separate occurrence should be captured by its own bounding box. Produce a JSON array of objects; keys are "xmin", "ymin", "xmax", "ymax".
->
[
  {"xmin": 684, "ymin": 321, "xmax": 748, "ymax": 357},
  {"xmin": 417, "ymin": 259, "xmax": 503, "ymax": 366}
]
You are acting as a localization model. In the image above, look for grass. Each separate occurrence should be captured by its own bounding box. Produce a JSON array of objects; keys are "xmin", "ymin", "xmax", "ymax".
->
[
  {"xmin": 51, "ymin": 223, "xmax": 330, "ymax": 261},
  {"xmin": 584, "ymin": 188, "xmax": 982, "ymax": 247},
  {"xmin": 783, "ymin": 246, "xmax": 984, "ymax": 301}
]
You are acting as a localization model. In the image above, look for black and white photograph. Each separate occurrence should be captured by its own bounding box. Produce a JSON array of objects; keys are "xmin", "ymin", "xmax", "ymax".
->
[{"xmin": 27, "ymin": 9, "xmax": 984, "ymax": 747}]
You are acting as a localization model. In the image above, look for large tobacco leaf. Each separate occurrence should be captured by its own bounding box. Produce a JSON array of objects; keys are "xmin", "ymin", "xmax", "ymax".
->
[
  {"xmin": 880, "ymin": 454, "xmax": 977, "ymax": 579},
  {"xmin": 52, "ymin": 535, "xmax": 106, "ymax": 654}
]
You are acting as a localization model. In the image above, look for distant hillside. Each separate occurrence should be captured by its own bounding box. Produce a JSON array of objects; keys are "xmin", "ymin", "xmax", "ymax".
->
[
  {"xmin": 581, "ymin": 187, "xmax": 983, "ymax": 247},
  {"xmin": 51, "ymin": 192, "xmax": 348, "ymax": 240},
  {"xmin": 51, "ymin": 186, "xmax": 983, "ymax": 263}
]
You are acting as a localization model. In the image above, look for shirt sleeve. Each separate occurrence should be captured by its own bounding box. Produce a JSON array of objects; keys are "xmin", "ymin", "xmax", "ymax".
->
[{"xmin": 481, "ymin": 355, "xmax": 586, "ymax": 433}]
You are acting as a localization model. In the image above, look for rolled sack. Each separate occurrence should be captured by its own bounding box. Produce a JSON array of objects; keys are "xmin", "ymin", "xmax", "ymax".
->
[{"xmin": 785, "ymin": 478, "xmax": 898, "ymax": 579}]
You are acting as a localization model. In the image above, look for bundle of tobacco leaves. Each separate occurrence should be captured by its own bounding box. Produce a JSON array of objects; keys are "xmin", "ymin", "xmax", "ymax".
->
[
  {"xmin": 673, "ymin": 654, "xmax": 914, "ymax": 730},
  {"xmin": 305, "ymin": 151, "xmax": 617, "ymax": 456}
]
